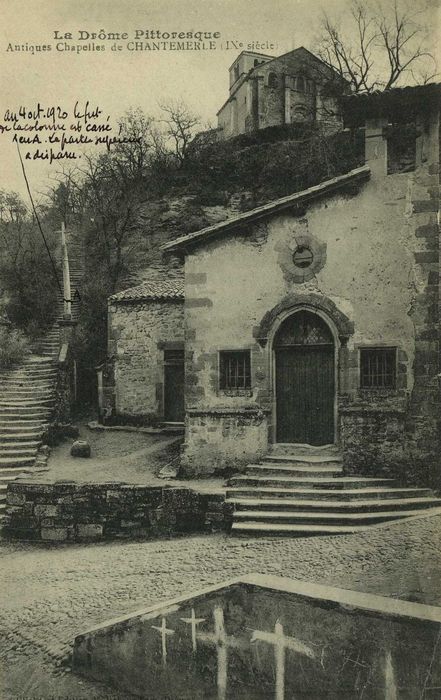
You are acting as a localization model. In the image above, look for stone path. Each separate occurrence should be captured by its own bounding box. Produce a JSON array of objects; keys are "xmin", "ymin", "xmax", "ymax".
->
[{"xmin": 1, "ymin": 514, "xmax": 440, "ymax": 698}]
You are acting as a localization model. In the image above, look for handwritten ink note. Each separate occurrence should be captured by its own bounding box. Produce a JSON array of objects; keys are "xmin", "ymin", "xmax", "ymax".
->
[{"xmin": 0, "ymin": 101, "xmax": 140, "ymax": 163}]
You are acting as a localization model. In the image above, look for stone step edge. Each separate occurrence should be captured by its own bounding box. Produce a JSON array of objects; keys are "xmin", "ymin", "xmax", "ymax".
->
[
  {"xmin": 247, "ymin": 464, "xmax": 343, "ymax": 473},
  {"xmin": 230, "ymin": 475, "xmax": 395, "ymax": 484},
  {"xmin": 226, "ymin": 486, "xmax": 432, "ymax": 496},
  {"xmin": 227, "ymin": 497, "xmax": 441, "ymax": 509},
  {"xmin": 233, "ymin": 507, "xmax": 441, "ymax": 521},
  {"xmin": 264, "ymin": 454, "xmax": 342, "ymax": 464},
  {"xmin": 231, "ymin": 508, "xmax": 441, "ymax": 533}
]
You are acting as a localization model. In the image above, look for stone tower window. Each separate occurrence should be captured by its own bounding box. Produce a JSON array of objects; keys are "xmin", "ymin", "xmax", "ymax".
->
[
  {"xmin": 296, "ymin": 76, "xmax": 305, "ymax": 92},
  {"xmin": 293, "ymin": 245, "xmax": 314, "ymax": 268},
  {"xmin": 268, "ymin": 72, "xmax": 279, "ymax": 88}
]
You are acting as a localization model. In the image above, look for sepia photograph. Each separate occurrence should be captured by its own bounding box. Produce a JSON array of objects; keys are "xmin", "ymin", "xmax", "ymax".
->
[{"xmin": 0, "ymin": 0, "xmax": 440, "ymax": 697}]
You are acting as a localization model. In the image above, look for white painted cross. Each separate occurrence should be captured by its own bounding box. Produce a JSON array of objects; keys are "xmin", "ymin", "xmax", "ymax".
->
[
  {"xmin": 250, "ymin": 619, "xmax": 316, "ymax": 700},
  {"xmin": 151, "ymin": 617, "xmax": 175, "ymax": 666},
  {"xmin": 180, "ymin": 608, "xmax": 206, "ymax": 652},
  {"xmin": 384, "ymin": 649, "xmax": 397, "ymax": 700},
  {"xmin": 197, "ymin": 606, "xmax": 247, "ymax": 700}
]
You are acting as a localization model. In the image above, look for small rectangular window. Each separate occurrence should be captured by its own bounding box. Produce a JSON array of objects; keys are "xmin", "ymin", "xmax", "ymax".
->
[
  {"xmin": 360, "ymin": 347, "xmax": 396, "ymax": 389},
  {"xmin": 219, "ymin": 350, "xmax": 251, "ymax": 390}
]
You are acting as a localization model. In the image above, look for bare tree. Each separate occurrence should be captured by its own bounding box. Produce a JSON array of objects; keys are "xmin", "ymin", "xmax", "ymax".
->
[
  {"xmin": 159, "ymin": 99, "xmax": 201, "ymax": 165},
  {"xmin": 316, "ymin": 0, "xmax": 438, "ymax": 93}
]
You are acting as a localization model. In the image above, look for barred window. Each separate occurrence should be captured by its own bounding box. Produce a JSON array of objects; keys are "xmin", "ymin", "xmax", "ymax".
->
[
  {"xmin": 360, "ymin": 348, "xmax": 396, "ymax": 389},
  {"xmin": 219, "ymin": 351, "xmax": 251, "ymax": 390}
]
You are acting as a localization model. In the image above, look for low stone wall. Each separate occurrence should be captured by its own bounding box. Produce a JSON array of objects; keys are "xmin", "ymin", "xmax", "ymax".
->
[
  {"xmin": 3, "ymin": 481, "xmax": 232, "ymax": 542},
  {"xmin": 182, "ymin": 408, "xmax": 269, "ymax": 476}
]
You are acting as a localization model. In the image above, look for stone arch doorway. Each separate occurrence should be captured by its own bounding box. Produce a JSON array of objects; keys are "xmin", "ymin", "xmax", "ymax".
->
[{"xmin": 273, "ymin": 310, "xmax": 335, "ymax": 445}]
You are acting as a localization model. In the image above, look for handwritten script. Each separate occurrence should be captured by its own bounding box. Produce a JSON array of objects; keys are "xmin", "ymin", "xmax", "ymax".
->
[{"xmin": 0, "ymin": 101, "xmax": 141, "ymax": 164}]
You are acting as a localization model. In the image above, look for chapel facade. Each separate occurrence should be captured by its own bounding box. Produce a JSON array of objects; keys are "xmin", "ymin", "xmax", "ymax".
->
[
  {"xmin": 105, "ymin": 84, "xmax": 441, "ymax": 489},
  {"xmin": 216, "ymin": 47, "xmax": 346, "ymax": 139}
]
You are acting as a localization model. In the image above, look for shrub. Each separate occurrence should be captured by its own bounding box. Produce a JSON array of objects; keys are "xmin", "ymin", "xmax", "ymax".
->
[{"xmin": 0, "ymin": 327, "xmax": 31, "ymax": 369}]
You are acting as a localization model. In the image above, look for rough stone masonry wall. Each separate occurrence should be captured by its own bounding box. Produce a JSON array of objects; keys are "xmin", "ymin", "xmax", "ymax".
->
[
  {"xmin": 184, "ymin": 408, "xmax": 269, "ymax": 476},
  {"xmin": 340, "ymin": 111, "xmax": 441, "ymax": 489},
  {"xmin": 4, "ymin": 481, "xmax": 232, "ymax": 542},
  {"xmin": 108, "ymin": 300, "xmax": 184, "ymax": 420}
]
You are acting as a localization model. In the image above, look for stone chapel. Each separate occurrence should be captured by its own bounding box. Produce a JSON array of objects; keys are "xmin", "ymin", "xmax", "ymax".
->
[
  {"xmin": 216, "ymin": 46, "xmax": 346, "ymax": 139},
  {"xmin": 104, "ymin": 83, "xmax": 441, "ymax": 491}
]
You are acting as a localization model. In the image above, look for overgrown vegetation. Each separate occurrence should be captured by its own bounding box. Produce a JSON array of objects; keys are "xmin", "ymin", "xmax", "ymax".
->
[
  {"xmin": 0, "ymin": 190, "xmax": 59, "ymax": 337},
  {"xmin": 42, "ymin": 109, "xmax": 365, "ymax": 377},
  {"xmin": 0, "ymin": 326, "xmax": 30, "ymax": 369}
]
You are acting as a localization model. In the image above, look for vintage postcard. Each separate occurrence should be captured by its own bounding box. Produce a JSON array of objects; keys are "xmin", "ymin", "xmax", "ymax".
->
[{"xmin": 0, "ymin": 0, "xmax": 440, "ymax": 698}]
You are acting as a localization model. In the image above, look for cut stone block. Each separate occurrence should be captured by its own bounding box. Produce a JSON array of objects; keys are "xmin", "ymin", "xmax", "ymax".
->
[{"xmin": 70, "ymin": 440, "xmax": 91, "ymax": 458}]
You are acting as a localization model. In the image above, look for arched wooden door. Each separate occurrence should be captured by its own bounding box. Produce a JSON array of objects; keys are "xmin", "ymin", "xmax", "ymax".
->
[{"xmin": 274, "ymin": 311, "xmax": 335, "ymax": 445}]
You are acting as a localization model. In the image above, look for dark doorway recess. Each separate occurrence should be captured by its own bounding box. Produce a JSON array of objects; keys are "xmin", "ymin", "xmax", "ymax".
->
[
  {"xmin": 164, "ymin": 348, "xmax": 185, "ymax": 422},
  {"xmin": 275, "ymin": 311, "xmax": 335, "ymax": 445}
]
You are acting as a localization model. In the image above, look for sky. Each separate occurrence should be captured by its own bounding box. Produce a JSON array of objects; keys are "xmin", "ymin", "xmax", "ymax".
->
[{"xmin": 0, "ymin": 0, "xmax": 439, "ymax": 201}]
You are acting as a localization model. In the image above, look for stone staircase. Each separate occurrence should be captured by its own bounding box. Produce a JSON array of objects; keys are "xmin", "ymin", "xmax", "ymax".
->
[
  {"xmin": 0, "ymin": 238, "xmax": 83, "ymax": 520},
  {"xmin": 0, "ymin": 356, "xmax": 58, "ymax": 515},
  {"xmin": 34, "ymin": 241, "xmax": 83, "ymax": 358},
  {"xmin": 227, "ymin": 445, "xmax": 441, "ymax": 536}
]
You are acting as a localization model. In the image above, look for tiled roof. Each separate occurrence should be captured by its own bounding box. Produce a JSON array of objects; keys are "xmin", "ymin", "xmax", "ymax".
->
[
  {"xmin": 161, "ymin": 166, "xmax": 371, "ymax": 253},
  {"xmin": 109, "ymin": 279, "xmax": 184, "ymax": 303},
  {"xmin": 343, "ymin": 83, "xmax": 441, "ymax": 123}
]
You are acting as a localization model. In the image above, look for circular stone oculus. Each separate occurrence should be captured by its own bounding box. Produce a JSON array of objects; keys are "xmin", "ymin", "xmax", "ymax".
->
[{"xmin": 292, "ymin": 245, "xmax": 314, "ymax": 268}]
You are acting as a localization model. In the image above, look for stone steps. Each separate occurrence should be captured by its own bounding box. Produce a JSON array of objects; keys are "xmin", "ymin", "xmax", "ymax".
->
[
  {"xmin": 245, "ymin": 463, "xmax": 343, "ymax": 476},
  {"xmin": 229, "ymin": 446, "xmax": 441, "ymax": 536},
  {"xmin": 232, "ymin": 508, "xmax": 441, "ymax": 524},
  {"xmin": 0, "ymin": 398, "xmax": 54, "ymax": 407},
  {"xmin": 263, "ymin": 453, "xmax": 342, "ymax": 464},
  {"xmin": 0, "ymin": 441, "xmax": 41, "ymax": 453},
  {"xmin": 229, "ymin": 474, "xmax": 395, "ymax": 488},
  {"xmin": 0, "ymin": 244, "xmax": 83, "ymax": 520},
  {"xmin": 226, "ymin": 486, "xmax": 434, "ymax": 500},
  {"xmin": 0, "ymin": 421, "xmax": 47, "ymax": 430},
  {"xmin": 227, "ymin": 496, "xmax": 441, "ymax": 512},
  {"xmin": 0, "ymin": 432, "xmax": 42, "ymax": 442},
  {"xmin": 0, "ymin": 455, "xmax": 37, "ymax": 468},
  {"xmin": 231, "ymin": 522, "xmax": 397, "ymax": 535}
]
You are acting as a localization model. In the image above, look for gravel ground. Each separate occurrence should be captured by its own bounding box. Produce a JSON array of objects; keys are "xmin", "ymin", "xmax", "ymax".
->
[
  {"xmin": 29, "ymin": 425, "xmax": 223, "ymax": 492},
  {"xmin": 1, "ymin": 514, "xmax": 440, "ymax": 699}
]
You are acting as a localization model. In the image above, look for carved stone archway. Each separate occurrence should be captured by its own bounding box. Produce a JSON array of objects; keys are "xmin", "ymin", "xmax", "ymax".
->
[{"xmin": 254, "ymin": 292, "xmax": 354, "ymax": 347}]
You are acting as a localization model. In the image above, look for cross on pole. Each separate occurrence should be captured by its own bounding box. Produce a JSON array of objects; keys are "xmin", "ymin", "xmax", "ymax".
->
[
  {"xmin": 151, "ymin": 617, "xmax": 175, "ymax": 667},
  {"xmin": 180, "ymin": 608, "xmax": 206, "ymax": 652},
  {"xmin": 250, "ymin": 620, "xmax": 315, "ymax": 700},
  {"xmin": 56, "ymin": 221, "xmax": 72, "ymax": 319},
  {"xmin": 197, "ymin": 606, "xmax": 247, "ymax": 700}
]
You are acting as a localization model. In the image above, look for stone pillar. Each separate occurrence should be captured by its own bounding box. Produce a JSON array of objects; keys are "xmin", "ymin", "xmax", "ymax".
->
[
  {"xmin": 284, "ymin": 76, "xmax": 291, "ymax": 124},
  {"xmin": 58, "ymin": 318, "xmax": 77, "ymax": 347}
]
